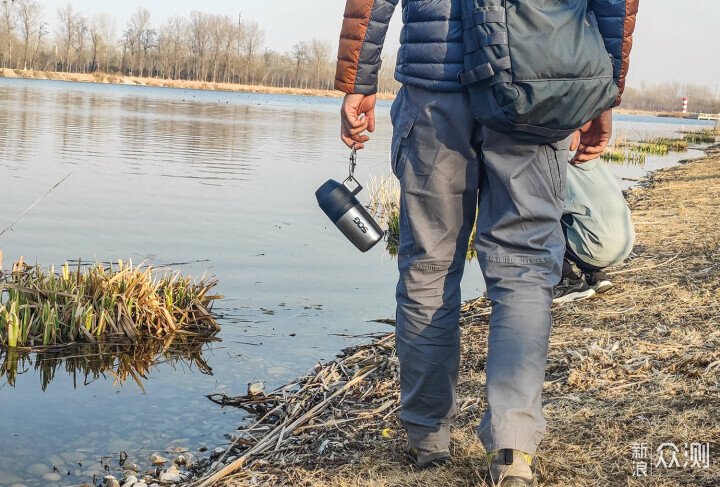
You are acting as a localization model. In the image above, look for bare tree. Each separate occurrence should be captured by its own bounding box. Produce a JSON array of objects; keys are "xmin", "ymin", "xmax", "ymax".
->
[
  {"xmin": 189, "ymin": 10, "xmax": 211, "ymax": 81},
  {"xmin": 89, "ymin": 13, "xmax": 116, "ymax": 73},
  {"xmin": 241, "ymin": 19, "xmax": 264, "ymax": 84},
  {"xmin": 0, "ymin": 0, "xmax": 17, "ymax": 68},
  {"xmin": 125, "ymin": 7, "xmax": 152, "ymax": 76},
  {"xmin": 158, "ymin": 16, "xmax": 188, "ymax": 79},
  {"xmin": 309, "ymin": 39, "xmax": 330, "ymax": 90},
  {"xmin": 291, "ymin": 41, "xmax": 309, "ymax": 88},
  {"xmin": 56, "ymin": 3, "xmax": 80, "ymax": 71},
  {"xmin": 15, "ymin": 0, "xmax": 43, "ymax": 70}
]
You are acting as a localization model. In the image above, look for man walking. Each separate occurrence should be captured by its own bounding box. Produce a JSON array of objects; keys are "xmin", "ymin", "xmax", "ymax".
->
[{"xmin": 335, "ymin": 1, "xmax": 638, "ymax": 485}]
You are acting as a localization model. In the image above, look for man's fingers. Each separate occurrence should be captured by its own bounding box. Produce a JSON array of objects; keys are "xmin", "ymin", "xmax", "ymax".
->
[
  {"xmin": 366, "ymin": 107, "xmax": 376, "ymax": 133},
  {"xmin": 341, "ymin": 133, "xmax": 364, "ymax": 150},
  {"xmin": 570, "ymin": 131, "xmax": 580, "ymax": 152},
  {"xmin": 343, "ymin": 107, "xmax": 366, "ymax": 128},
  {"xmin": 573, "ymin": 152, "xmax": 601, "ymax": 163},
  {"xmin": 341, "ymin": 131, "xmax": 369, "ymax": 149},
  {"xmin": 578, "ymin": 144, "xmax": 607, "ymax": 155},
  {"xmin": 346, "ymin": 120, "xmax": 369, "ymax": 136}
]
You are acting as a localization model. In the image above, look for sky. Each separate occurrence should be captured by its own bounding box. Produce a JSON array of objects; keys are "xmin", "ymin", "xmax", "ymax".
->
[{"xmin": 38, "ymin": 0, "xmax": 720, "ymax": 90}]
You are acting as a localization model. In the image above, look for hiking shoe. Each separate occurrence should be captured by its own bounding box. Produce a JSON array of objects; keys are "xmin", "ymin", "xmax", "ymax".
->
[
  {"xmin": 487, "ymin": 449, "xmax": 538, "ymax": 487},
  {"xmin": 552, "ymin": 277, "xmax": 595, "ymax": 304},
  {"xmin": 407, "ymin": 447, "xmax": 451, "ymax": 469},
  {"xmin": 585, "ymin": 270, "xmax": 613, "ymax": 294}
]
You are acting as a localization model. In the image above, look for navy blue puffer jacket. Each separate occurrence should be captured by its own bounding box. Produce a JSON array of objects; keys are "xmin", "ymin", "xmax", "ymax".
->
[{"xmin": 335, "ymin": 0, "xmax": 638, "ymax": 104}]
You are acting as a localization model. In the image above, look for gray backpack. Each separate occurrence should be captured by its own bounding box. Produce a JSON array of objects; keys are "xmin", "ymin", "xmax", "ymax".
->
[{"xmin": 459, "ymin": 0, "xmax": 619, "ymax": 143}]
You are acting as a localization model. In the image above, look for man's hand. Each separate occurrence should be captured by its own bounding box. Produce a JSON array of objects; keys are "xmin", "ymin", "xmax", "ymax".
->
[
  {"xmin": 341, "ymin": 93, "xmax": 376, "ymax": 150},
  {"xmin": 571, "ymin": 108, "xmax": 613, "ymax": 164}
]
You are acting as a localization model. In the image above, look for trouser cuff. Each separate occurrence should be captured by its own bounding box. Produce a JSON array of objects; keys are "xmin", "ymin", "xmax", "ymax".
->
[
  {"xmin": 405, "ymin": 422, "xmax": 451, "ymax": 452},
  {"xmin": 476, "ymin": 423, "xmax": 543, "ymax": 455}
]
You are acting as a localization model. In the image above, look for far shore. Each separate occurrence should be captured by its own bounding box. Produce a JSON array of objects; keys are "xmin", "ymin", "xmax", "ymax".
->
[
  {"xmin": 0, "ymin": 68, "xmax": 701, "ymax": 119},
  {"xmin": 0, "ymin": 68, "xmax": 395, "ymax": 101}
]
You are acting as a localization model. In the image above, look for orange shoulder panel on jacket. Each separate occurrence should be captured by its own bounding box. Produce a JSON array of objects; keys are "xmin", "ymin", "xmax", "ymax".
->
[
  {"xmin": 615, "ymin": 0, "xmax": 639, "ymax": 106},
  {"xmin": 335, "ymin": 0, "xmax": 375, "ymax": 93}
]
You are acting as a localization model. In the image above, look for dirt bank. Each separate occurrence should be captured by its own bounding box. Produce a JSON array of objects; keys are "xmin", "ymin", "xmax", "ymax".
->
[{"xmin": 0, "ymin": 68, "xmax": 396, "ymax": 100}]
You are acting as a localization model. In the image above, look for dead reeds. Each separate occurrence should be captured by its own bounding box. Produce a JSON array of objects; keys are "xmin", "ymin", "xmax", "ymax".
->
[{"xmin": 0, "ymin": 256, "xmax": 221, "ymax": 348}]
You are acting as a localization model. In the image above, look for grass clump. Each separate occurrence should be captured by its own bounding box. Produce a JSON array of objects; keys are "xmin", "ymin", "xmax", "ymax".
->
[
  {"xmin": 681, "ymin": 129, "xmax": 717, "ymax": 144},
  {"xmin": 367, "ymin": 176, "xmax": 477, "ymax": 261},
  {"xmin": 601, "ymin": 149, "xmax": 647, "ymax": 165},
  {"xmin": 0, "ymin": 255, "xmax": 221, "ymax": 349}
]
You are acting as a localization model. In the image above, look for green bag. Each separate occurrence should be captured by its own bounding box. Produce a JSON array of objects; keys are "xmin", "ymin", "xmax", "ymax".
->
[{"xmin": 459, "ymin": 0, "xmax": 619, "ymax": 143}]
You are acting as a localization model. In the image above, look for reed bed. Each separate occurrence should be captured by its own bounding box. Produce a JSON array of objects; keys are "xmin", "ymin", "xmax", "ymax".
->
[
  {"xmin": 682, "ymin": 130, "xmax": 718, "ymax": 144},
  {"xmin": 191, "ymin": 147, "xmax": 720, "ymax": 486},
  {"xmin": 0, "ymin": 255, "xmax": 221, "ymax": 348},
  {"xmin": 604, "ymin": 132, "xmax": 692, "ymax": 164},
  {"xmin": 600, "ymin": 148, "xmax": 647, "ymax": 164}
]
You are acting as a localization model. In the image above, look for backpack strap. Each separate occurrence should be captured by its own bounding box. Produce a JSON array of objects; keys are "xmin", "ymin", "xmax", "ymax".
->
[
  {"xmin": 458, "ymin": 56, "xmax": 512, "ymax": 86},
  {"xmin": 462, "ymin": 9, "xmax": 506, "ymax": 29},
  {"xmin": 464, "ymin": 31, "xmax": 508, "ymax": 53}
]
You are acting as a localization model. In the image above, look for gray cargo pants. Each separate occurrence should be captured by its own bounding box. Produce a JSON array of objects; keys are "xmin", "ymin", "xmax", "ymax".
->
[{"xmin": 391, "ymin": 85, "xmax": 569, "ymax": 455}]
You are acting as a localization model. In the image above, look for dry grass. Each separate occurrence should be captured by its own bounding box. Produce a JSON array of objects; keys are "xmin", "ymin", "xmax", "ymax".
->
[{"xmin": 192, "ymin": 149, "xmax": 720, "ymax": 487}]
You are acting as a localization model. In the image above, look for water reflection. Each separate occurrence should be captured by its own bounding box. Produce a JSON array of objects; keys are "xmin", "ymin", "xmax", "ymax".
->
[
  {"xmin": 0, "ymin": 84, "xmax": 260, "ymax": 183},
  {"xmin": 0, "ymin": 336, "xmax": 216, "ymax": 392}
]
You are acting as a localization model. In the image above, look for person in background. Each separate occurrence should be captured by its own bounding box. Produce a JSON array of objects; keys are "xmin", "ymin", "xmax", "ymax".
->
[{"xmin": 553, "ymin": 155, "xmax": 636, "ymax": 304}]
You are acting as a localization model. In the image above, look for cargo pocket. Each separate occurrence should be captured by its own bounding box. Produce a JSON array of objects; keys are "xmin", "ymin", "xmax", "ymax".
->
[
  {"xmin": 542, "ymin": 144, "xmax": 567, "ymax": 201},
  {"xmin": 390, "ymin": 103, "xmax": 417, "ymax": 180}
]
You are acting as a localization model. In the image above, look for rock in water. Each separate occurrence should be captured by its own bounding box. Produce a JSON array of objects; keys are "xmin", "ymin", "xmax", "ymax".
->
[
  {"xmin": 247, "ymin": 381, "xmax": 265, "ymax": 397},
  {"xmin": 159, "ymin": 466, "xmax": 183, "ymax": 483},
  {"xmin": 121, "ymin": 474, "xmax": 138, "ymax": 487},
  {"xmin": 104, "ymin": 476, "xmax": 121, "ymax": 487},
  {"xmin": 149, "ymin": 453, "xmax": 168, "ymax": 465}
]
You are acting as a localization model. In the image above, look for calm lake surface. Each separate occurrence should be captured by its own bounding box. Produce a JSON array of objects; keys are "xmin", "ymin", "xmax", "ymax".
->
[{"xmin": 0, "ymin": 78, "xmax": 713, "ymax": 485}]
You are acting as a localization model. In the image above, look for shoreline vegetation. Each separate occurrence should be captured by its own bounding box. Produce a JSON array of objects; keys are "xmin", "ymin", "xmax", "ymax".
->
[
  {"xmin": 186, "ymin": 147, "xmax": 720, "ymax": 486},
  {"xmin": 0, "ymin": 257, "xmax": 221, "ymax": 349},
  {"xmin": 0, "ymin": 68, "xmax": 396, "ymax": 101},
  {"xmin": 4, "ymin": 69, "xmax": 719, "ymax": 116}
]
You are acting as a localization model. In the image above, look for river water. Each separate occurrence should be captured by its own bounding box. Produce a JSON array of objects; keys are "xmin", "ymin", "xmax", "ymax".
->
[{"xmin": 0, "ymin": 78, "xmax": 713, "ymax": 486}]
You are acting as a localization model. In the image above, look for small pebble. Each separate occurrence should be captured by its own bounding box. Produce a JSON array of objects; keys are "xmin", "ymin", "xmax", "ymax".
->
[
  {"xmin": 104, "ymin": 475, "xmax": 121, "ymax": 487},
  {"xmin": 42, "ymin": 473, "xmax": 62, "ymax": 482},
  {"xmin": 149, "ymin": 453, "xmax": 168, "ymax": 465},
  {"xmin": 247, "ymin": 381, "xmax": 265, "ymax": 396}
]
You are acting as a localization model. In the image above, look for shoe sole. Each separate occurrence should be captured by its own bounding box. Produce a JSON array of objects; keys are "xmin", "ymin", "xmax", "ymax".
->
[
  {"xmin": 406, "ymin": 451, "xmax": 451, "ymax": 470},
  {"xmin": 553, "ymin": 288, "xmax": 596, "ymax": 305},
  {"xmin": 592, "ymin": 280, "xmax": 613, "ymax": 294}
]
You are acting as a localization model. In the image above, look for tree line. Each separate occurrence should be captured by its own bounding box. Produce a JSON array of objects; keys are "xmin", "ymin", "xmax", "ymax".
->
[
  {"xmin": 0, "ymin": 0, "xmax": 399, "ymax": 92},
  {"xmin": 623, "ymin": 82, "xmax": 720, "ymax": 115}
]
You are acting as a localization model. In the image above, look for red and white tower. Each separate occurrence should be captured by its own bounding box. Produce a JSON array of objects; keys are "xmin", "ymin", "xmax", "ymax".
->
[{"xmin": 682, "ymin": 97, "xmax": 689, "ymax": 114}]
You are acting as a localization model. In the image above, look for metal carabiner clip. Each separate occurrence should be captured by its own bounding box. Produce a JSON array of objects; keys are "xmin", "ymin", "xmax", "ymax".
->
[{"xmin": 343, "ymin": 143, "xmax": 362, "ymax": 195}]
